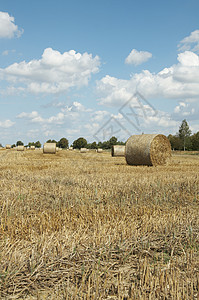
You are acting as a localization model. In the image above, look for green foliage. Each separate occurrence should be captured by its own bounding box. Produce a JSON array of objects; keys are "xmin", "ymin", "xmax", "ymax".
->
[
  {"xmin": 191, "ymin": 132, "xmax": 199, "ymax": 150},
  {"xmin": 73, "ymin": 137, "xmax": 87, "ymax": 149},
  {"xmin": 57, "ymin": 138, "xmax": 68, "ymax": 149},
  {"xmin": 28, "ymin": 141, "xmax": 41, "ymax": 148},
  {"xmin": 35, "ymin": 141, "xmax": 41, "ymax": 148},
  {"xmin": 87, "ymin": 142, "xmax": 98, "ymax": 149},
  {"xmin": 46, "ymin": 139, "xmax": 57, "ymax": 145},
  {"xmin": 168, "ymin": 134, "xmax": 183, "ymax": 150},
  {"xmin": 16, "ymin": 141, "xmax": 24, "ymax": 146},
  {"xmin": 178, "ymin": 119, "xmax": 192, "ymax": 151}
]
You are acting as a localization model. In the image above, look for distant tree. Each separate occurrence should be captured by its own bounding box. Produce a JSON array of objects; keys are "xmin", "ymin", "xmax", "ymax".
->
[
  {"xmin": 57, "ymin": 138, "xmax": 68, "ymax": 149},
  {"xmin": 177, "ymin": 119, "xmax": 192, "ymax": 151},
  {"xmin": 11, "ymin": 144, "xmax": 16, "ymax": 148},
  {"xmin": 117, "ymin": 140, "xmax": 126, "ymax": 145},
  {"xmin": 191, "ymin": 132, "xmax": 199, "ymax": 151},
  {"xmin": 109, "ymin": 136, "xmax": 118, "ymax": 146},
  {"xmin": 0, "ymin": 143, "xmax": 3, "ymax": 148},
  {"xmin": 16, "ymin": 141, "xmax": 24, "ymax": 146},
  {"xmin": 35, "ymin": 141, "xmax": 41, "ymax": 148},
  {"xmin": 90, "ymin": 141, "xmax": 98, "ymax": 149},
  {"xmin": 101, "ymin": 141, "xmax": 110, "ymax": 149},
  {"xmin": 46, "ymin": 139, "xmax": 57, "ymax": 145},
  {"xmin": 73, "ymin": 137, "xmax": 87, "ymax": 149},
  {"xmin": 168, "ymin": 134, "xmax": 182, "ymax": 150}
]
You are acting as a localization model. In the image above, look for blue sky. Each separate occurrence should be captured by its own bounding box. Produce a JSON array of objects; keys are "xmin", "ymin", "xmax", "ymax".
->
[{"xmin": 0, "ymin": 0, "xmax": 199, "ymax": 146}]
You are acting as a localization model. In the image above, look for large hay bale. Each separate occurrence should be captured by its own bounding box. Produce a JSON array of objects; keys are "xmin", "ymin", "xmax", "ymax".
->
[
  {"xmin": 125, "ymin": 134, "xmax": 171, "ymax": 166},
  {"xmin": 97, "ymin": 148, "xmax": 103, "ymax": 153},
  {"xmin": 111, "ymin": 145, "xmax": 125, "ymax": 157},
  {"xmin": 17, "ymin": 145, "xmax": 24, "ymax": 151},
  {"xmin": 5, "ymin": 144, "xmax": 11, "ymax": 149},
  {"xmin": 80, "ymin": 148, "xmax": 87, "ymax": 153},
  {"xmin": 43, "ymin": 143, "xmax": 56, "ymax": 154}
]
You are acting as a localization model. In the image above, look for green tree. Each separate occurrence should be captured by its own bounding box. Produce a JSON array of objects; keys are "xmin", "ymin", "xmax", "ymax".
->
[
  {"xmin": 191, "ymin": 132, "xmax": 199, "ymax": 150},
  {"xmin": 109, "ymin": 136, "xmax": 118, "ymax": 146},
  {"xmin": 168, "ymin": 134, "xmax": 182, "ymax": 150},
  {"xmin": 178, "ymin": 119, "xmax": 192, "ymax": 151},
  {"xmin": 16, "ymin": 141, "xmax": 24, "ymax": 146},
  {"xmin": 90, "ymin": 141, "xmax": 98, "ymax": 149},
  {"xmin": 73, "ymin": 137, "xmax": 87, "ymax": 149},
  {"xmin": 35, "ymin": 141, "xmax": 41, "ymax": 148},
  {"xmin": 57, "ymin": 138, "xmax": 68, "ymax": 149},
  {"xmin": 46, "ymin": 139, "xmax": 57, "ymax": 145}
]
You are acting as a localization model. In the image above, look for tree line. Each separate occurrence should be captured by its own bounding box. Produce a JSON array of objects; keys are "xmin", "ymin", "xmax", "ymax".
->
[
  {"xmin": 0, "ymin": 119, "xmax": 198, "ymax": 151},
  {"xmin": 168, "ymin": 119, "xmax": 199, "ymax": 151}
]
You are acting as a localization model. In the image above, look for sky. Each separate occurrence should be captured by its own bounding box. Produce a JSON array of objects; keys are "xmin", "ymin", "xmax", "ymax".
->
[{"xmin": 0, "ymin": 0, "xmax": 199, "ymax": 146}]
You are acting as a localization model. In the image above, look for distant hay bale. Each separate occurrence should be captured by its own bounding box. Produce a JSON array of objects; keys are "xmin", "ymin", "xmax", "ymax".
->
[
  {"xmin": 56, "ymin": 147, "xmax": 59, "ymax": 152},
  {"xmin": 6, "ymin": 144, "xmax": 11, "ymax": 149},
  {"xmin": 125, "ymin": 134, "xmax": 171, "ymax": 166},
  {"xmin": 80, "ymin": 148, "xmax": 87, "ymax": 153},
  {"xmin": 111, "ymin": 145, "xmax": 125, "ymax": 157},
  {"xmin": 97, "ymin": 148, "xmax": 103, "ymax": 153},
  {"xmin": 17, "ymin": 145, "xmax": 24, "ymax": 151},
  {"xmin": 30, "ymin": 146, "xmax": 35, "ymax": 150},
  {"xmin": 69, "ymin": 147, "xmax": 73, "ymax": 151},
  {"xmin": 43, "ymin": 143, "xmax": 56, "ymax": 154}
]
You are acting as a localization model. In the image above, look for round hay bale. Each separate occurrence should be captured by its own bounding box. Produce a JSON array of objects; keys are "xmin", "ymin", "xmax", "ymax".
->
[
  {"xmin": 43, "ymin": 143, "xmax": 56, "ymax": 154},
  {"xmin": 56, "ymin": 147, "xmax": 59, "ymax": 152},
  {"xmin": 17, "ymin": 145, "xmax": 24, "ymax": 151},
  {"xmin": 111, "ymin": 145, "xmax": 125, "ymax": 157},
  {"xmin": 80, "ymin": 148, "xmax": 87, "ymax": 153},
  {"xmin": 30, "ymin": 146, "xmax": 35, "ymax": 150},
  {"xmin": 97, "ymin": 148, "xmax": 103, "ymax": 153},
  {"xmin": 6, "ymin": 144, "xmax": 11, "ymax": 149},
  {"xmin": 125, "ymin": 134, "xmax": 171, "ymax": 166},
  {"xmin": 69, "ymin": 147, "xmax": 73, "ymax": 151}
]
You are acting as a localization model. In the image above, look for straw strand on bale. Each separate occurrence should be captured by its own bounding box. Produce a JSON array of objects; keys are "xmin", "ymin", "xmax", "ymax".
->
[
  {"xmin": 43, "ymin": 143, "xmax": 56, "ymax": 154},
  {"xmin": 17, "ymin": 145, "xmax": 25, "ymax": 151},
  {"xmin": 80, "ymin": 148, "xmax": 87, "ymax": 153},
  {"xmin": 125, "ymin": 134, "xmax": 171, "ymax": 166},
  {"xmin": 97, "ymin": 148, "xmax": 103, "ymax": 153},
  {"xmin": 111, "ymin": 145, "xmax": 125, "ymax": 157}
]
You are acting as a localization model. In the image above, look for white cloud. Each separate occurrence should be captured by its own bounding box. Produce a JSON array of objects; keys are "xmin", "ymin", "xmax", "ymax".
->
[
  {"xmin": 0, "ymin": 48, "xmax": 100, "ymax": 94},
  {"xmin": 0, "ymin": 11, "xmax": 23, "ymax": 38},
  {"xmin": 0, "ymin": 119, "xmax": 15, "ymax": 128},
  {"xmin": 17, "ymin": 111, "xmax": 39, "ymax": 119},
  {"xmin": 125, "ymin": 49, "xmax": 152, "ymax": 65},
  {"xmin": 178, "ymin": 30, "xmax": 199, "ymax": 53},
  {"xmin": 177, "ymin": 51, "xmax": 199, "ymax": 66},
  {"xmin": 91, "ymin": 110, "xmax": 110, "ymax": 122},
  {"xmin": 97, "ymin": 51, "xmax": 199, "ymax": 106},
  {"xmin": 2, "ymin": 49, "xmax": 16, "ymax": 56},
  {"xmin": 173, "ymin": 100, "xmax": 199, "ymax": 121}
]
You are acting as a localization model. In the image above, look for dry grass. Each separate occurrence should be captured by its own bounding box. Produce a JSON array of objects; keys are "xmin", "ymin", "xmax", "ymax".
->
[{"xmin": 0, "ymin": 150, "xmax": 199, "ymax": 299}]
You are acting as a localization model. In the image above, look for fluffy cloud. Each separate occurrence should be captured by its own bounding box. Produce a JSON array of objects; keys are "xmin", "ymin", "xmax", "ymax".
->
[
  {"xmin": 125, "ymin": 49, "xmax": 152, "ymax": 65},
  {"xmin": 97, "ymin": 51, "xmax": 199, "ymax": 106},
  {"xmin": 0, "ymin": 119, "xmax": 15, "ymax": 128},
  {"xmin": 178, "ymin": 30, "xmax": 199, "ymax": 53},
  {"xmin": 0, "ymin": 48, "xmax": 100, "ymax": 94},
  {"xmin": 0, "ymin": 11, "xmax": 23, "ymax": 38}
]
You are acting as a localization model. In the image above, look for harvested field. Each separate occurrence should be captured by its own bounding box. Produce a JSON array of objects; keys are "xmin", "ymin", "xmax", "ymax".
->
[{"xmin": 0, "ymin": 150, "xmax": 199, "ymax": 299}]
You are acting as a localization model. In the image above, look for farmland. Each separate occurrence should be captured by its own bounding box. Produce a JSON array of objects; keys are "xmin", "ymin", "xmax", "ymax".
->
[{"xmin": 0, "ymin": 149, "xmax": 199, "ymax": 299}]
